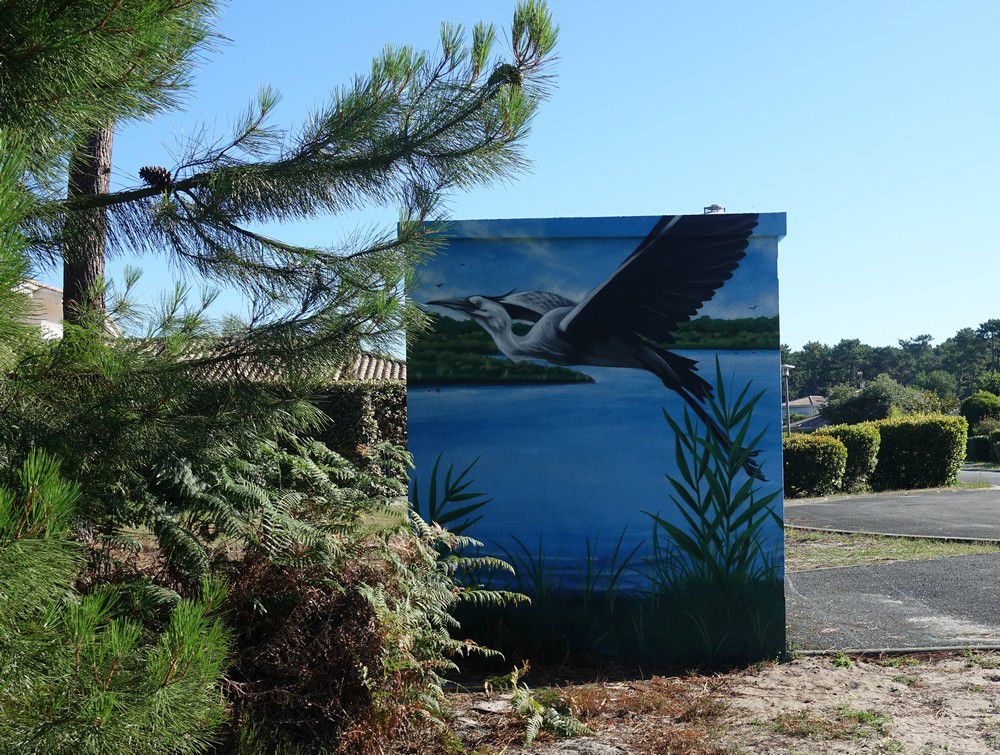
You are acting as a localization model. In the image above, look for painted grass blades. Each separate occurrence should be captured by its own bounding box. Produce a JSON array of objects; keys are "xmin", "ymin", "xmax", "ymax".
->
[
  {"xmin": 412, "ymin": 453, "xmax": 492, "ymax": 536},
  {"xmin": 646, "ymin": 357, "xmax": 783, "ymax": 659}
]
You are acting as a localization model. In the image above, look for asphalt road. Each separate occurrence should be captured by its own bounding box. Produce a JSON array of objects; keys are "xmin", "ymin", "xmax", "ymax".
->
[
  {"xmin": 787, "ymin": 554, "xmax": 1000, "ymax": 650},
  {"xmin": 785, "ymin": 479, "xmax": 1000, "ymax": 540},
  {"xmin": 785, "ymin": 471, "xmax": 1000, "ymax": 650},
  {"xmin": 959, "ymin": 467, "xmax": 1000, "ymax": 487}
]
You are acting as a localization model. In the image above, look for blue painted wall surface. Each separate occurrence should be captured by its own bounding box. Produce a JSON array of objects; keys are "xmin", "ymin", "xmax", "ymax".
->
[{"xmin": 408, "ymin": 213, "xmax": 787, "ymax": 663}]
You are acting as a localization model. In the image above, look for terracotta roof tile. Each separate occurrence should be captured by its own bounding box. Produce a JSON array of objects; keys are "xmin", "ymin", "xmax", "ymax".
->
[{"xmin": 191, "ymin": 348, "xmax": 405, "ymax": 384}]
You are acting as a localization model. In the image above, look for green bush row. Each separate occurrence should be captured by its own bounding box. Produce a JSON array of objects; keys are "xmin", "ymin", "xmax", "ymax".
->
[
  {"xmin": 871, "ymin": 414, "xmax": 967, "ymax": 491},
  {"xmin": 782, "ymin": 434, "xmax": 847, "ymax": 498},
  {"xmin": 814, "ymin": 422, "xmax": 881, "ymax": 493},
  {"xmin": 784, "ymin": 414, "xmax": 968, "ymax": 497}
]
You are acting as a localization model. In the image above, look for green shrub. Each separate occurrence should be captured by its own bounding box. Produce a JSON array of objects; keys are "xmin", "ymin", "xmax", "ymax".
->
[
  {"xmin": 822, "ymin": 374, "xmax": 935, "ymax": 424},
  {"xmin": 990, "ymin": 430, "xmax": 1000, "ymax": 463},
  {"xmin": 783, "ymin": 434, "xmax": 847, "ymax": 498},
  {"xmin": 960, "ymin": 390, "xmax": 1000, "ymax": 426},
  {"xmin": 815, "ymin": 423, "xmax": 881, "ymax": 493},
  {"xmin": 976, "ymin": 371, "xmax": 1000, "ymax": 396},
  {"xmin": 967, "ymin": 435, "xmax": 994, "ymax": 463},
  {"xmin": 871, "ymin": 415, "xmax": 968, "ymax": 490},
  {"xmin": 313, "ymin": 381, "xmax": 406, "ymax": 461}
]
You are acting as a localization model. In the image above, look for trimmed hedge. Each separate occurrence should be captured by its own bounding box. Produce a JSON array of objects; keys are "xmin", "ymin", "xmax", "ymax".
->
[
  {"xmin": 783, "ymin": 434, "xmax": 847, "ymax": 498},
  {"xmin": 960, "ymin": 390, "xmax": 1000, "ymax": 426},
  {"xmin": 815, "ymin": 422, "xmax": 880, "ymax": 493},
  {"xmin": 313, "ymin": 381, "xmax": 406, "ymax": 461},
  {"xmin": 967, "ymin": 435, "xmax": 994, "ymax": 463},
  {"xmin": 871, "ymin": 414, "xmax": 968, "ymax": 491},
  {"xmin": 990, "ymin": 429, "xmax": 1000, "ymax": 463}
]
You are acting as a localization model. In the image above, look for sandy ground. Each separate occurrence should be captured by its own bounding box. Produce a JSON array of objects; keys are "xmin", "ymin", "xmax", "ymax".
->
[
  {"xmin": 450, "ymin": 652, "xmax": 1000, "ymax": 754},
  {"xmin": 722, "ymin": 654, "xmax": 1000, "ymax": 754}
]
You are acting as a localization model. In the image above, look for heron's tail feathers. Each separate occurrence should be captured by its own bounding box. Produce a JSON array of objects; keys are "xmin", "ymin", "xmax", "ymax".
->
[{"xmin": 655, "ymin": 348, "xmax": 713, "ymax": 400}]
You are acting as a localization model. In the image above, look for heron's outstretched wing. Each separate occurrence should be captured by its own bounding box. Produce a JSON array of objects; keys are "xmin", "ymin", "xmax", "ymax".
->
[
  {"xmin": 490, "ymin": 290, "xmax": 577, "ymax": 322},
  {"xmin": 558, "ymin": 214, "xmax": 758, "ymax": 344}
]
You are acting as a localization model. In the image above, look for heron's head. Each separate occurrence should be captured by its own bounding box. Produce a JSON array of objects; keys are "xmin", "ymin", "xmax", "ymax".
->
[{"xmin": 427, "ymin": 295, "xmax": 510, "ymax": 333}]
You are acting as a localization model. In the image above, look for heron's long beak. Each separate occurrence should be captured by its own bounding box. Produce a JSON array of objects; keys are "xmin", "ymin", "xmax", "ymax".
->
[{"xmin": 427, "ymin": 297, "xmax": 475, "ymax": 313}]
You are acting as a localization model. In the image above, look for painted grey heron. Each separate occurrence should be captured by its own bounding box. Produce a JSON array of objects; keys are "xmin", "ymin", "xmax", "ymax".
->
[{"xmin": 428, "ymin": 213, "xmax": 765, "ymax": 480}]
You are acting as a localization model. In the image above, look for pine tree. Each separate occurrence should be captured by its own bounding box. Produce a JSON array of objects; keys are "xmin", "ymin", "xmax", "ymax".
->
[
  {"xmin": 0, "ymin": 451, "xmax": 229, "ymax": 754},
  {"xmin": 1, "ymin": 0, "xmax": 557, "ymax": 569},
  {"xmin": 16, "ymin": 0, "xmax": 556, "ymax": 360},
  {"xmin": 0, "ymin": 3, "xmax": 558, "ymax": 750}
]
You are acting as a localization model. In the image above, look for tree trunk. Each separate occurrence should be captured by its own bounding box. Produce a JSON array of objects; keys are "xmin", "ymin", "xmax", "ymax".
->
[{"xmin": 63, "ymin": 122, "xmax": 114, "ymax": 324}]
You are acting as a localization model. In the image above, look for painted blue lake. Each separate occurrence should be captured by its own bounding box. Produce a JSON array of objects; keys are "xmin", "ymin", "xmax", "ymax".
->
[{"xmin": 408, "ymin": 349, "xmax": 785, "ymax": 591}]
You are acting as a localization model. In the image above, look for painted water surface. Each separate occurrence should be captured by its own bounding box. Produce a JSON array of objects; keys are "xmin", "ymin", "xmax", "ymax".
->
[{"xmin": 409, "ymin": 349, "xmax": 783, "ymax": 590}]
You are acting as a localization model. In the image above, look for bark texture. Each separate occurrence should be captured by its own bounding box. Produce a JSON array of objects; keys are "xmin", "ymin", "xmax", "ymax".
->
[{"xmin": 63, "ymin": 123, "xmax": 114, "ymax": 323}]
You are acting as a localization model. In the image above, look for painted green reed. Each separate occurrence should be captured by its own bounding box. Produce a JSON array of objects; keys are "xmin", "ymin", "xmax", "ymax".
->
[
  {"xmin": 411, "ymin": 453, "xmax": 492, "ymax": 537},
  {"xmin": 641, "ymin": 356, "xmax": 784, "ymax": 662},
  {"xmin": 645, "ymin": 356, "xmax": 782, "ymax": 594}
]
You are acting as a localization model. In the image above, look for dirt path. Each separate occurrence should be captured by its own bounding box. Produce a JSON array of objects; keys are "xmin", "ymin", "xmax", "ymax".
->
[{"xmin": 450, "ymin": 652, "xmax": 1000, "ymax": 754}]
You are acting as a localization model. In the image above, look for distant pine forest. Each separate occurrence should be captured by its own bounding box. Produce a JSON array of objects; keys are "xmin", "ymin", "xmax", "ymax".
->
[
  {"xmin": 671, "ymin": 315, "xmax": 780, "ymax": 350},
  {"xmin": 408, "ymin": 314, "xmax": 780, "ymax": 385}
]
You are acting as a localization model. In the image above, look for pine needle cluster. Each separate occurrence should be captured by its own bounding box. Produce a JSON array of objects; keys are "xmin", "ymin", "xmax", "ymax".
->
[{"xmin": 0, "ymin": 451, "xmax": 229, "ymax": 754}]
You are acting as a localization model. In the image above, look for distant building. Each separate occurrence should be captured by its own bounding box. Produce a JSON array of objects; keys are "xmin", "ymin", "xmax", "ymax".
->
[
  {"xmin": 783, "ymin": 395, "xmax": 829, "ymax": 432},
  {"xmin": 16, "ymin": 279, "xmax": 63, "ymax": 339},
  {"xmin": 14, "ymin": 279, "xmax": 406, "ymax": 382},
  {"xmin": 784, "ymin": 394, "xmax": 827, "ymax": 418}
]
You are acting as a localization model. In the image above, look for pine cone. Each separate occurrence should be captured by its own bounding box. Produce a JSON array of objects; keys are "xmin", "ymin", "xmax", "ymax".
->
[
  {"xmin": 139, "ymin": 165, "xmax": 172, "ymax": 191},
  {"xmin": 487, "ymin": 63, "xmax": 524, "ymax": 89}
]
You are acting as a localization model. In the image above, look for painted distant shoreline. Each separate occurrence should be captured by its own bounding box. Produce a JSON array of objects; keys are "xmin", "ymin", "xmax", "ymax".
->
[{"xmin": 408, "ymin": 314, "xmax": 779, "ymax": 385}]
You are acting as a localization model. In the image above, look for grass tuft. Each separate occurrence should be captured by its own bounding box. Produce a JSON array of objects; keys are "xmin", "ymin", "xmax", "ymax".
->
[
  {"xmin": 785, "ymin": 528, "xmax": 1000, "ymax": 571},
  {"xmin": 772, "ymin": 704, "xmax": 890, "ymax": 740}
]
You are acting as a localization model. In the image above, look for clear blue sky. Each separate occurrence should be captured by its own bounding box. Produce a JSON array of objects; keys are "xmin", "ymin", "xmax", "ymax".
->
[{"xmin": 43, "ymin": 0, "xmax": 1000, "ymax": 349}]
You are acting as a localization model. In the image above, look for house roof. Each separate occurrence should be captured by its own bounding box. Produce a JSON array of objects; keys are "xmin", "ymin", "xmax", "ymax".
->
[
  {"xmin": 787, "ymin": 395, "xmax": 828, "ymax": 409},
  {"xmin": 185, "ymin": 347, "xmax": 406, "ymax": 384},
  {"xmin": 17, "ymin": 279, "xmax": 63, "ymax": 294},
  {"xmin": 333, "ymin": 352, "xmax": 406, "ymax": 382}
]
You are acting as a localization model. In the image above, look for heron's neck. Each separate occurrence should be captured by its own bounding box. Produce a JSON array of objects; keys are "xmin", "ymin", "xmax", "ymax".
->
[{"xmin": 479, "ymin": 317, "xmax": 521, "ymax": 360}]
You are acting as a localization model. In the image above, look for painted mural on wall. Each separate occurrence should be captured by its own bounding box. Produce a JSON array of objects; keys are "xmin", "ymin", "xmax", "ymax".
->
[{"xmin": 408, "ymin": 213, "xmax": 787, "ymax": 664}]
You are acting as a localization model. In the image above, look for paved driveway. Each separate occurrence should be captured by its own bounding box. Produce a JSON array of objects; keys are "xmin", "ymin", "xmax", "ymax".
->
[
  {"xmin": 960, "ymin": 467, "xmax": 1000, "ymax": 487},
  {"xmin": 787, "ymin": 554, "xmax": 1000, "ymax": 650},
  {"xmin": 785, "ymin": 473, "xmax": 1000, "ymax": 650},
  {"xmin": 785, "ymin": 484, "xmax": 1000, "ymax": 540}
]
